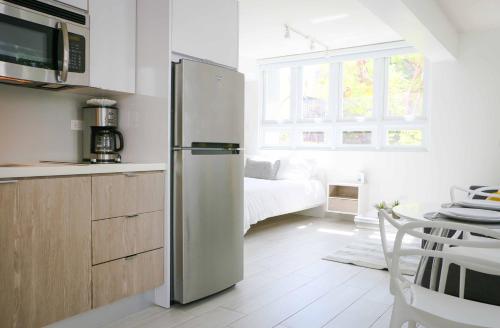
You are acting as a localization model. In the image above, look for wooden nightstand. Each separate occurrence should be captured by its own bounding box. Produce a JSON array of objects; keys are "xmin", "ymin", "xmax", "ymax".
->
[{"xmin": 326, "ymin": 182, "xmax": 366, "ymax": 216}]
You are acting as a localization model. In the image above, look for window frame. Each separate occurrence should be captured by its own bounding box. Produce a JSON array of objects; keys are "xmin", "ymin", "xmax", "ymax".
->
[{"xmin": 258, "ymin": 42, "xmax": 430, "ymax": 151}]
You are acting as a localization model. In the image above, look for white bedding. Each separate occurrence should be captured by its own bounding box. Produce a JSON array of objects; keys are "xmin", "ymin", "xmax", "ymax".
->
[{"xmin": 244, "ymin": 177, "xmax": 325, "ymax": 233}]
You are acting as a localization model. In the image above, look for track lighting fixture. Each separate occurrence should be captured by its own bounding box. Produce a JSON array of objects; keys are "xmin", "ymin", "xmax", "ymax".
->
[
  {"xmin": 282, "ymin": 24, "xmax": 328, "ymax": 52},
  {"xmin": 284, "ymin": 24, "xmax": 290, "ymax": 39}
]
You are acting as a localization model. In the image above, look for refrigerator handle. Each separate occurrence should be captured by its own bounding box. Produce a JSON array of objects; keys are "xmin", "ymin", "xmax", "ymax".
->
[
  {"xmin": 173, "ymin": 142, "xmax": 243, "ymax": 154},
  {"xmin": 173, "ymin": 147, "xmax": 243, "ymax": 151}
]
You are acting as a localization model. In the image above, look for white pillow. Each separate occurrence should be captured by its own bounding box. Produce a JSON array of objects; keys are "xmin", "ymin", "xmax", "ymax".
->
[
  {"xmin": 245, "ymin": 158, "xmax": 281, "ymax": 180},
  {"xmin": 276, "ymin": 157, "xmax": 314, "ymax": 180}
]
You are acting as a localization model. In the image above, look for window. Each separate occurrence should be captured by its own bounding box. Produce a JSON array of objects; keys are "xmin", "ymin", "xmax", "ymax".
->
[
  {"xmin": 260, "ymin": 45, "xmax": 428, "ymax": 150},
  {"xmin": 301, "ymin": 64, "xmax": 329, "ymax": 121},
  {"xmin": 341, "ymin": 59, "xmax": 374, "ymax": 120},
  {"xmin": 385, "ymin": 128, "xmax": 424, "ymax": 147},
  {"xmin": 298, "ymin": 128, "xmax": 330, "ymax": 147},
  {"xmin": 263, "ymin": 67, "xmax": 292, "ymax": 122},
  {"xmin": 335, "ymin": 125, "xmax": 377, "ymax": 148},
  {"xmin": 342, "ymin": 130, "xmax": 373, "ymax": 145},
  {"xmin": 262, "ymin": 129, "xmax": 291, "ymax": 147},
  {"xmin": 387, "ymin": 54, "xmax": 424, "ymax": 119}
]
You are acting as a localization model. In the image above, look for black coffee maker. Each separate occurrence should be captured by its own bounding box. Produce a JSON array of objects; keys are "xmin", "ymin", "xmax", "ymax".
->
[{"xmin": 82, "ymin": 105, "xmax": 124, "ymax": 163}]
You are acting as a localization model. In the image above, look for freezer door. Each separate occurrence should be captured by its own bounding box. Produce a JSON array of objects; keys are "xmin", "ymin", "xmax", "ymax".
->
[
  {"xmin": 173, "ymin": 150, "xmax": 244, "ymax": 304},
  {"xmin": 173, "ymin": 60, "xmax": 244, "ymax": 147}
]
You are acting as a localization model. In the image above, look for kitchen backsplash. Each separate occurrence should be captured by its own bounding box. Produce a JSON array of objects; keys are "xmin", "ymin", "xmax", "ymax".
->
[{"xmin": 0, "ymin": 84, "xmax": 88, "ymax": 163}]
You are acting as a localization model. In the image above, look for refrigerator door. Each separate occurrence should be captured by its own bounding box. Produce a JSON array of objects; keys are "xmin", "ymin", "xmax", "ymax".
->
[
  {"xmin": 173, "ymin": 149, "xmax": 244, "ymax": 304},
  {"xmin": 173, "ymin": 59, "xmax": 244, "ymax": 147}
]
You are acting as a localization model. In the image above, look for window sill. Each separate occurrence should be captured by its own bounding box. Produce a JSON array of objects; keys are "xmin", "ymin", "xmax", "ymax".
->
[{"xmin": 259, "ymin": 146, "xmax": 429, "ymax": 152}]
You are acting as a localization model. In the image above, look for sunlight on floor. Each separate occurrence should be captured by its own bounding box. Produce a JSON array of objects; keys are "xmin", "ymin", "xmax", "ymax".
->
[{"xmin": 317, "ymin": 228, "xmax": 355, "ymax": 236}]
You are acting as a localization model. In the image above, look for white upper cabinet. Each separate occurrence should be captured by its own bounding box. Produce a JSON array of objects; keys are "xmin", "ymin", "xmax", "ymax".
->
[
  {"xmin": 55, "ymin": 0, "xmax": 88, "ymax": 11},
  {"xmin": 172, "ymin": 0, "xmax": 239, "ymax": 69},
  {"xmin": 89, "ymin": 0, "xmax": 136, "ymax": 94}
]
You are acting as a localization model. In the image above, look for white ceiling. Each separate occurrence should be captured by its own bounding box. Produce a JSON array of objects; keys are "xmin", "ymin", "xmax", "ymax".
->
[
  {"xmin": 437, "ymin": 0, "xmax": 500, "ymax": 33},
  {"xmin": 239, "ymin": 0, "xmax": 402, "ymax": 60}
]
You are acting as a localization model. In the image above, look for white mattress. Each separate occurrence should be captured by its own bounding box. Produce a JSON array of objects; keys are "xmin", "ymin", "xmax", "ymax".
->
[{"xmin": 244, "ymin": 177, "xmax": 325, "ymax": 233}]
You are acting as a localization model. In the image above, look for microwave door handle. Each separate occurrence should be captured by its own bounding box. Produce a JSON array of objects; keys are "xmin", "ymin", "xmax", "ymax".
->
[{"xmin": 56, "ymin": 22, "xmax": 69, "ymax": 83}]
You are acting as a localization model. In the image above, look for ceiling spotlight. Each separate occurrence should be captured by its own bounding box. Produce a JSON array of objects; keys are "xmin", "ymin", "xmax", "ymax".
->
[{"xmin": 284, "ymin": 24, "xmax": 290, "ymax": 39}]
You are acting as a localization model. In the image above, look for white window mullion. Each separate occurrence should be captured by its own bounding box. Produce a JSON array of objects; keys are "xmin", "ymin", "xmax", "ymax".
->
[
  {"xmin": 374, "ymin": 57, "xmax": 386, "ymax": 149},
  {"xmin": 331, "ymin": 62, "xmax": 341, "ymax": 149},
  {"xmin": 258, "ymin": 69, "xmax": 266, "ymax": 149},
  {"xmin": 422, "ymin": 58, "xmax": 432, "ymax": 151},
  {"xmin": 291, "ymin": 66, "xmax": 301, "ymax": 148}
]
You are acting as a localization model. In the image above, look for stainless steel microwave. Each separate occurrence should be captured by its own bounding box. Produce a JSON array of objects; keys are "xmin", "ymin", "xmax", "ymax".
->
[{"xmin": 0, "ymin": 0, "xmax": 89, "ymax": 89}]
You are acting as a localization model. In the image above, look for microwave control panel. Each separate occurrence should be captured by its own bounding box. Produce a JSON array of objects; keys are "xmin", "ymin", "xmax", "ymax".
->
[{"xmin": 68, "ymin": 33, "xmax": 86, "ymax": 73}]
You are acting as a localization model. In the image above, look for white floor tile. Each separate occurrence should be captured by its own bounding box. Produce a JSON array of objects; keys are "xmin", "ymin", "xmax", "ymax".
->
[{"xmin": 101, "ymin": 215, "xmax": 394, "ymax": 328}]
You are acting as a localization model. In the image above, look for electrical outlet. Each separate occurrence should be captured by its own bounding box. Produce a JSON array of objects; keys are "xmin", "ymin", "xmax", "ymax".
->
[{"xmin": 71, "ymin": 120, "xmax": 83, "ymax": 131}]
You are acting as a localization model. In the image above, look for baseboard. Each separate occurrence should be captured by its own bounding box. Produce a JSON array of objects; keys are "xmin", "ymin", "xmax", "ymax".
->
[
  {"xmin": 354, "ymin": 214, "xmax": 379, "ymax": 230},
  {"xmin": 47, "ymin": 291, "xmax": 154, "ymax": 328}
]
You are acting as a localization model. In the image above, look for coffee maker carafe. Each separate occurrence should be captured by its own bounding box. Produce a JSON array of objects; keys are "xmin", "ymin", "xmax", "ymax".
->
[{"xmin": 83, "ymin": 104, "xmax": 124, "ymax": 163}]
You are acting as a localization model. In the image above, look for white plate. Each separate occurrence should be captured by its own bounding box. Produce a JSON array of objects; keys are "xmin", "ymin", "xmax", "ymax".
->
[
  {"xmin": 456, "ymin": 199, "xmax": 500, "ymax": 211},
  {"xmin": 439, "ymin": 207, "xmax": 500, "ymax": 223}
]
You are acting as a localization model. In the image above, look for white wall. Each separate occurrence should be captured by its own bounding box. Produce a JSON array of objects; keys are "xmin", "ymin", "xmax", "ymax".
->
[
  {"xmin": 0, "ymin": 85, "xmax": 87, "ymax": 163},
  {"xmin": 172, "ymin": 0, "xmax": 239, "ymax": 68},
  {"xmin": 244, "ymin": 28, "xmax": 500, "ymax": 213}
]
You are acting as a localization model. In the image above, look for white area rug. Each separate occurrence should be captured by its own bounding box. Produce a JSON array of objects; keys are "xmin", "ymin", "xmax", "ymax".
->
[{"xmin": 323, "ymin": 238, "xmax": 420, "ymax": 275}]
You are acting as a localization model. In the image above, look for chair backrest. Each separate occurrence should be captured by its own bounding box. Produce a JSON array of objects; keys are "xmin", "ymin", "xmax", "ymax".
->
[
  {"xmin": 378, "ymin": 210, "xmax": 500, "ymax": 301},
  {"xmin": 450, "ymin": 185, "xmax": 500, "ymax": 202},
  {"xmin": 378, "ymin": 209, "xmax": 404, "ymax": 270}
]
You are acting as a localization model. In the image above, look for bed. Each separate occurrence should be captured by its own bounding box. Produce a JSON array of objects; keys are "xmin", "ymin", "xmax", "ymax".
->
[{"xmin": 244, "ymin": 177, "xmax": 325, "ymax": 233}]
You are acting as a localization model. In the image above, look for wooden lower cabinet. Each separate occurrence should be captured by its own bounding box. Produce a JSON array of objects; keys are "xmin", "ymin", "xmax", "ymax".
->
[
  {"xmin": 92, "ymin": 211, "xmax": 164, "ymax": 265},
  {"xmin": 0, "ymin": 182, "xmax": 19, "ymax": 328},
  {"xmin": 91, "ymin": 172, "xmax": 165, "ymax": 220},
  {"xmin": 92, "ymin": 248, "xmax": 164, "ymax": 308},
  {"xmin": 0, "ymin": 171, "xmax": 165, "ymax": 327},
  {"xmin": 0, "ymin": 177, "xmax": 92, "ymax": 328}
]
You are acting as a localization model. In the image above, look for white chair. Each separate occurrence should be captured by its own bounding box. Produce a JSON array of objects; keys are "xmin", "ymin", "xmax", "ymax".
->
[
  {"xmin": 450, "ymin": 185, "xmax": 500, "ymax": 204},
  {"xmin": 438, "ymin": 234, "xmax": 500, "ymax": 298},
  {"xmin": 378, "ymin": 209, "xmax": 401, "ymax": 270},
  {"xmin": 442, "ymin": 186, "xmax": 500, "ymax": 298},
  {"xmin": 379, "ymin": 210, "xmax": 500, "ymax": 328}
]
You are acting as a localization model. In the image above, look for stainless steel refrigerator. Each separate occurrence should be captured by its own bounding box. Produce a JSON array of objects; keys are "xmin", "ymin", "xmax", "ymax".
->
[{"xmin": 172, "ymin": 59, "xmax": 244, "ymax": 304}]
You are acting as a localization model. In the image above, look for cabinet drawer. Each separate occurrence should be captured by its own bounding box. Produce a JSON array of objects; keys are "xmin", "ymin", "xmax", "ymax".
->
[
  {"xmin": 92, "ymin": 211, "xmax": 164, "ymax": 265},
  {"xmin": 328, "ymin": 197, "xmax": 358, "ymax": 214},
  {"xmin": 92, "ymin": 171, "xmax": 165, "ymax": 220},
  {"xmin": 92, "ymin": 248, "xmax": 164, "ymax": 308}
]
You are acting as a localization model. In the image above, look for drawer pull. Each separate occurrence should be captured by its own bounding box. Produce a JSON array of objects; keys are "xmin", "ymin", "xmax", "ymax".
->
[
  {"xmin": 125, "ymin": 254, "xmax": 138, "ymax": 260},
  {"xmin": 0, "ymin": 180, "xmax": 18, "ymax": 184},
  {"xmin": 124, "ymin": 173, "xmax": 138, "ymax": 178},
  {"xmin": 125, "ymin": 214, "xmax": 139, "ymax": 218}
]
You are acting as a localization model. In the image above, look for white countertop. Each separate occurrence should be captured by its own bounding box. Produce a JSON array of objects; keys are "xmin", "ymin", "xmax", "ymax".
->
[{"xmin": 0, "ymin": 162, "xmax": 166, "ymax": 179}]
